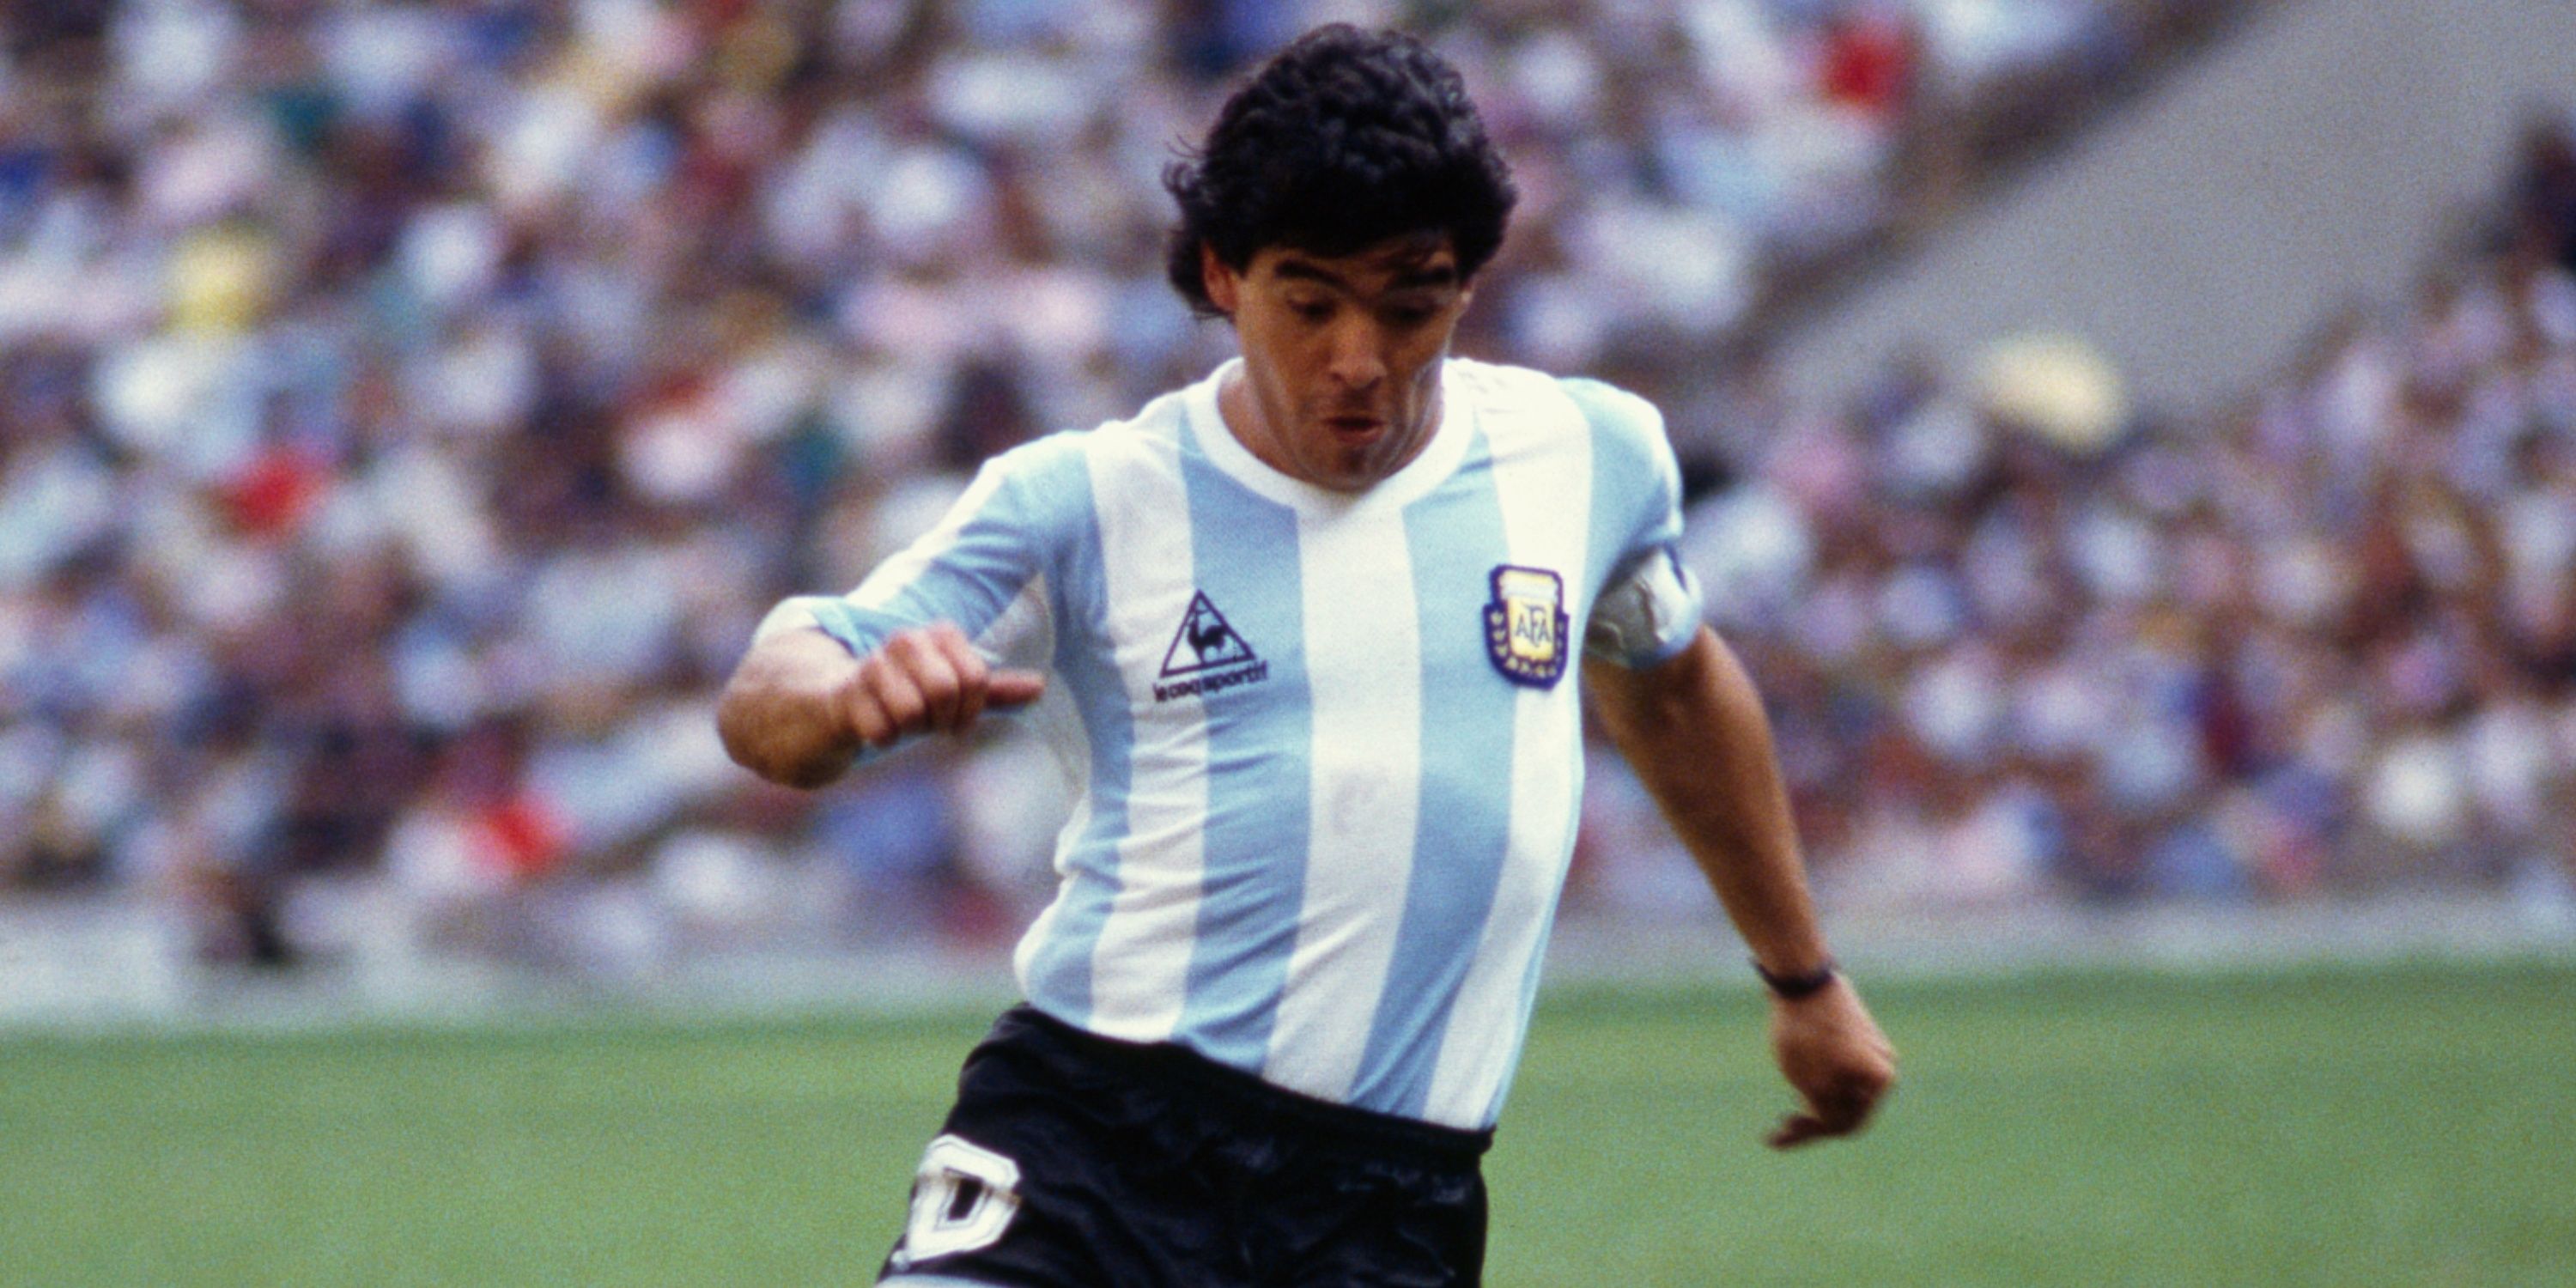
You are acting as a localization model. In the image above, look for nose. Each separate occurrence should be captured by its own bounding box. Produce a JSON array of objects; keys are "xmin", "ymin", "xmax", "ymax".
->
[{"xmin": 1326, "ymin": 319, "xmax": 1387, "ymax": 392}]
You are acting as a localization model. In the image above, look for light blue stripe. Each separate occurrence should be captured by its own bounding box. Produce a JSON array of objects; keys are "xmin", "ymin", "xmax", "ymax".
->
[
  {"xmin": 1005, "ymin": 441, "xmax": 1132, "ymax": 1030},
  {"xmin": 1170, "ymin": 448, "xmax": 1310, "ymax": 1072},
  {"xmin": 1348, "ymin": 431, "xmax": 1520, "ymax": 1117},
  {"xmin": 1175, "ymin": 448, "xmax": 1319, "ymax": 1072}
]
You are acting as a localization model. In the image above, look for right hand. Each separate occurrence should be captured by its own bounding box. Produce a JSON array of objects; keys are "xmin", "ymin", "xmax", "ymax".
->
[{"xmin": 837, "ymin": 623, "xmax": 1046, "ymax": 749}]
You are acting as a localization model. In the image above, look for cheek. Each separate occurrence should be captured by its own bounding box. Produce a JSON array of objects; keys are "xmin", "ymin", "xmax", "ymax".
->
[
  {"xmin": 1247, "ymin": 333, "xmax": 1324, "ymax": 425},
  {"xmin": 1402, "ymin": 342, "xmax": 1446, "ymax": 399},
  {"xmin": 1400, "ymin": 322, "xmax": 1455, "ymax": 379},
  {"xmin": 1238, "ymin": 318, "xmax": 1295, "ymax": 383}
]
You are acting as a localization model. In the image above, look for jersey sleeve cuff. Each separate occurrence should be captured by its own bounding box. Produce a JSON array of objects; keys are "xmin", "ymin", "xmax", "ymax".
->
[
  {"xmin": 750, "ymin": 597, "xmax": 827, "ymax": 646},
  {"xmin": 757, "ymin": 594, "xmax": 925, "ymax": 663}
]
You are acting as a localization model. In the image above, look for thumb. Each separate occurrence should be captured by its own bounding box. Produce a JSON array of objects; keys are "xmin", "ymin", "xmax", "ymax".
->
[
  {"xmin": 985, "ymin": 669, "xmax": 1047, "ymax": 708},
  {"xmin": 1766, "ymin": 1114, "xmax": 1831, "ymax": 1151}
]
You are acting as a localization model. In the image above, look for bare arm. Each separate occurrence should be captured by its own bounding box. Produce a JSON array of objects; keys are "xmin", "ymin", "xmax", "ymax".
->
[
  {"xmin": 1585, "ymin": 625, "xmax": 1896, "ymax": 1148},
  {"xmin": 717, "ymin": 621, "xmax": 1043, "ymax": 790}
]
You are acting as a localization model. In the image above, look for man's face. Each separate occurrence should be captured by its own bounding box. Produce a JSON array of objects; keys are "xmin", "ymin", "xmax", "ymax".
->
[{"xmin": 1203, "ymin": 234, "xmax": 1474, "ymax": 492}]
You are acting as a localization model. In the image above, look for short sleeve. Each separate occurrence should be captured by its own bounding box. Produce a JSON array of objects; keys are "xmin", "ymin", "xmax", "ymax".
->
[
  {"xmin": 1558, "ymin": 377, "xmax": 1704, "ymax": 667},
  {"xmin": 756, "ymin": 432, "xmax": 1087, "ymax": 674}
]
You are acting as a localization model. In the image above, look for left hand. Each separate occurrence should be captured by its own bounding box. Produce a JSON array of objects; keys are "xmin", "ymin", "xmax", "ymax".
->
[{"xmin": 1765, "ymin": 977, "xmax": 1897, "ymax": 1150}]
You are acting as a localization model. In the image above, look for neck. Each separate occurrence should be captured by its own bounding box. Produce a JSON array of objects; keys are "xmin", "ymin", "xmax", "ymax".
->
[{"xmin": 1215, "ymin": 361, "xmax": 1446, "ymax": 491}]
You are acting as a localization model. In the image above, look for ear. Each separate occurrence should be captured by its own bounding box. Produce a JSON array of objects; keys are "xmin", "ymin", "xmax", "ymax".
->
[{"xmin": 1200, "ymin": 243, "xmax": 1241, "ymax": 317}]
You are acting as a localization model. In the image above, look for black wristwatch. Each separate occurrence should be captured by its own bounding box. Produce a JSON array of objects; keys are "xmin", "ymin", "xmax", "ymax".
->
[{"xmin": 1753, "ymin": 957, "xmax": 1838, "ymax": 1000}]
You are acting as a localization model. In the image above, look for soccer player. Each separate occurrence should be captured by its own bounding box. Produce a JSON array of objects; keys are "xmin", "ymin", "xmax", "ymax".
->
[{"xmin": 719, "ymin": 24, "xmax": 1895, "ymax": 1286}]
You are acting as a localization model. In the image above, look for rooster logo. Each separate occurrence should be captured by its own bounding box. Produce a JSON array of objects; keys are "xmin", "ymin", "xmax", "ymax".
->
[
  {"xmin": 1187, "ymin": 614, "xmax": 1234, "ymax": 664},
  {"xmin": 1158, "ymin": 592, "xmax": 1258, "ymax": 678}
]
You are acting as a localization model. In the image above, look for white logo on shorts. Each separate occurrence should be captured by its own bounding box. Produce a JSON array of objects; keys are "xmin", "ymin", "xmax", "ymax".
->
[{"xmin": 892, "ymin": 1134, "xmax": 1023, "ymax": 1268}]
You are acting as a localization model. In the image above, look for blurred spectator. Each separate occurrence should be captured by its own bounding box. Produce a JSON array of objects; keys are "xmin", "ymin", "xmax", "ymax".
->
[
  {"xmin": 25, "ymin": 0, "xmax": 2535, "ymax": 978},
  {"xmin": 1645, "ymin": 137, "xmax": 2576, "ymax": 912},
  {"xmin": 2512, "ymin": 109, "xmax": 2576, "ymax": 272}
]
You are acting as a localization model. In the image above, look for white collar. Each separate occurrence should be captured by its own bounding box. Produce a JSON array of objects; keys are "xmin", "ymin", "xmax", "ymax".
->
[{"xmin": 1180, "ymin": 357, "xmax": 1476, "ymax": 517}]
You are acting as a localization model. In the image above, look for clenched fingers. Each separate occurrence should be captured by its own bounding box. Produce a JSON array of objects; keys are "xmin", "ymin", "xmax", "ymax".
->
[
  {"xmin": 859, "ymin": 654, "xmax": 927, "ymax": 746},
  {"xmin": 886, "ymin": 629, "xmax": 967, "ymax": 732},
  {"xmin": 842, "ymin": 626, "xmax": 1044, "ymax": 750},
  {"xmin": 928, "ymin": 625, "xmax": 993, "ymax": 730},
  {"xmin": 841, "ymin": 658, "xmax": 895, "ymax": 748}
]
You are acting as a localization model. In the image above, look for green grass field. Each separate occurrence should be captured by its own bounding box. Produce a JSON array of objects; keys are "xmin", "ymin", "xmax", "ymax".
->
[{"xmin": 4, "ymin": 959, "xmax": 2571, "ymax": 1286}]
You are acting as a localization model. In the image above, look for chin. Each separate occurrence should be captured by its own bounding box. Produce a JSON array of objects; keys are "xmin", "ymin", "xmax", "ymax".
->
[{"xmin": 1309, "ymin": 463, "xmax": 1375, "ymax": 492}]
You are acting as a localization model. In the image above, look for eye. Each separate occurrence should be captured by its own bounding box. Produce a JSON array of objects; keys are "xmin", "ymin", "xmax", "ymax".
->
[
  {"xmin": 1382, "ymin": 303, "xmax": 1437, "ymax": 327},
  {"xmin": 1290, "ymin": 300, "xmax": 1333, "ymax": 322}
]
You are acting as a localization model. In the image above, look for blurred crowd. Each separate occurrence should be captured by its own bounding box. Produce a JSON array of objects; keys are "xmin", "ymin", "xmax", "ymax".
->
[
  {"xmin": 10, "ymin": 0, "xmax": 2530, "ymax": 975},
  {"xmin": 1628, "ymin": 133, "xmax": 2576, "ymax": 915}
]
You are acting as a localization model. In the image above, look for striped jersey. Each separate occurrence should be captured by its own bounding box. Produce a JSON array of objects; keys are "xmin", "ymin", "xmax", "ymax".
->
[{"xmin": 762, "ymin": 356, "xmax": 1701, "ymax": 1129}]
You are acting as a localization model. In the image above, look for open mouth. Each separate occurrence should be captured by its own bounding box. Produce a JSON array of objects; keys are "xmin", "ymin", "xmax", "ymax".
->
[{"xmin": 1323, "ymin": 415, "xmax": 1385, "ymax": 442}]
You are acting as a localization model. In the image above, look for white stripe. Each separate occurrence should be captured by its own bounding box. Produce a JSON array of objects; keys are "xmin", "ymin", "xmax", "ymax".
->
[
  {"xmin": 1261, "ymin": 501, "xmax": 1423, "ymax": 1101},
  {"xmin": 1424, "ymin": 371, "xmax": 1593, "ymax": 1125},
  {"xmin": 1076, "ymin": 422, "xmax": 1207, "ymax": 1043},
  {"xmin": 976, "ymin": 574, "xmax": 1053, "ymax": 673}
]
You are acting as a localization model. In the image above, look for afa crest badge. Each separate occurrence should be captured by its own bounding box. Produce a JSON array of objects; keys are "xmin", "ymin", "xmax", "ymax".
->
[{"xmin": 1484, "ymin": 565, "xmax": 1570, "ymax": 688}]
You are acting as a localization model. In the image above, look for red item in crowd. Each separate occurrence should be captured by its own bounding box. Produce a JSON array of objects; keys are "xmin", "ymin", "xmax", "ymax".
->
[
  {"xmin": 1821, "ymin": 14, "xmax": 1913, "ymax": 118},
  {"xmin": 220, "ymin": 447, "xmax": 328, "ymax": 538},
  {"xmin": 475, "ymin": 796, "xmax": 569, "ymax": 881}
]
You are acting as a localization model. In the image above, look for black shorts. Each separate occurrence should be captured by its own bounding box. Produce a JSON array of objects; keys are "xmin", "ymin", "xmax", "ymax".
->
[{"xmin": 877, "ymin": 1005, "xmax": 1492, "ymax": 1287}]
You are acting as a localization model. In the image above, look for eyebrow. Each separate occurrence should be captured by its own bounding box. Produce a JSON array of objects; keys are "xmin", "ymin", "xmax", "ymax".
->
[
  {"xmin": 1388, "ymin": 264, "xmax": 1460, "ymax": 290},
  {"xmin": 1271, "ymin": 260, "xmax": 1348, "ymax": 290},
  {"xmin": 1273, "ymin": 258, "xmax": 1460, "ymax": 293}
]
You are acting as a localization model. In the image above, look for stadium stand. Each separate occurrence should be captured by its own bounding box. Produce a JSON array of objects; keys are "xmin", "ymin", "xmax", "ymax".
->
[{"xmin": 9, "ymin": 1, "xmax": 2564, "ymax": 987}]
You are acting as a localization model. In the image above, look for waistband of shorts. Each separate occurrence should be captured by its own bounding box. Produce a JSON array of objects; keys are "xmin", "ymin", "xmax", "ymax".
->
[{"xmin": 999, "ymin": 1004, "xmax": 1496, "ymax": 1163}]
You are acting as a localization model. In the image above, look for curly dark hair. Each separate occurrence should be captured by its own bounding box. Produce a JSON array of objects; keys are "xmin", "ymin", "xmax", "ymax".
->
[{"xmin": 1163, "ymin": 25, "xmax": 1517, "ymax": 317}]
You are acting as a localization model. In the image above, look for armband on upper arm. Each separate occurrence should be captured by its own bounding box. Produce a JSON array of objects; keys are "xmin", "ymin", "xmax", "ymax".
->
[{"xmin": 1584, "ymin": 546, "xmax": 1703, "ymax": 667}]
